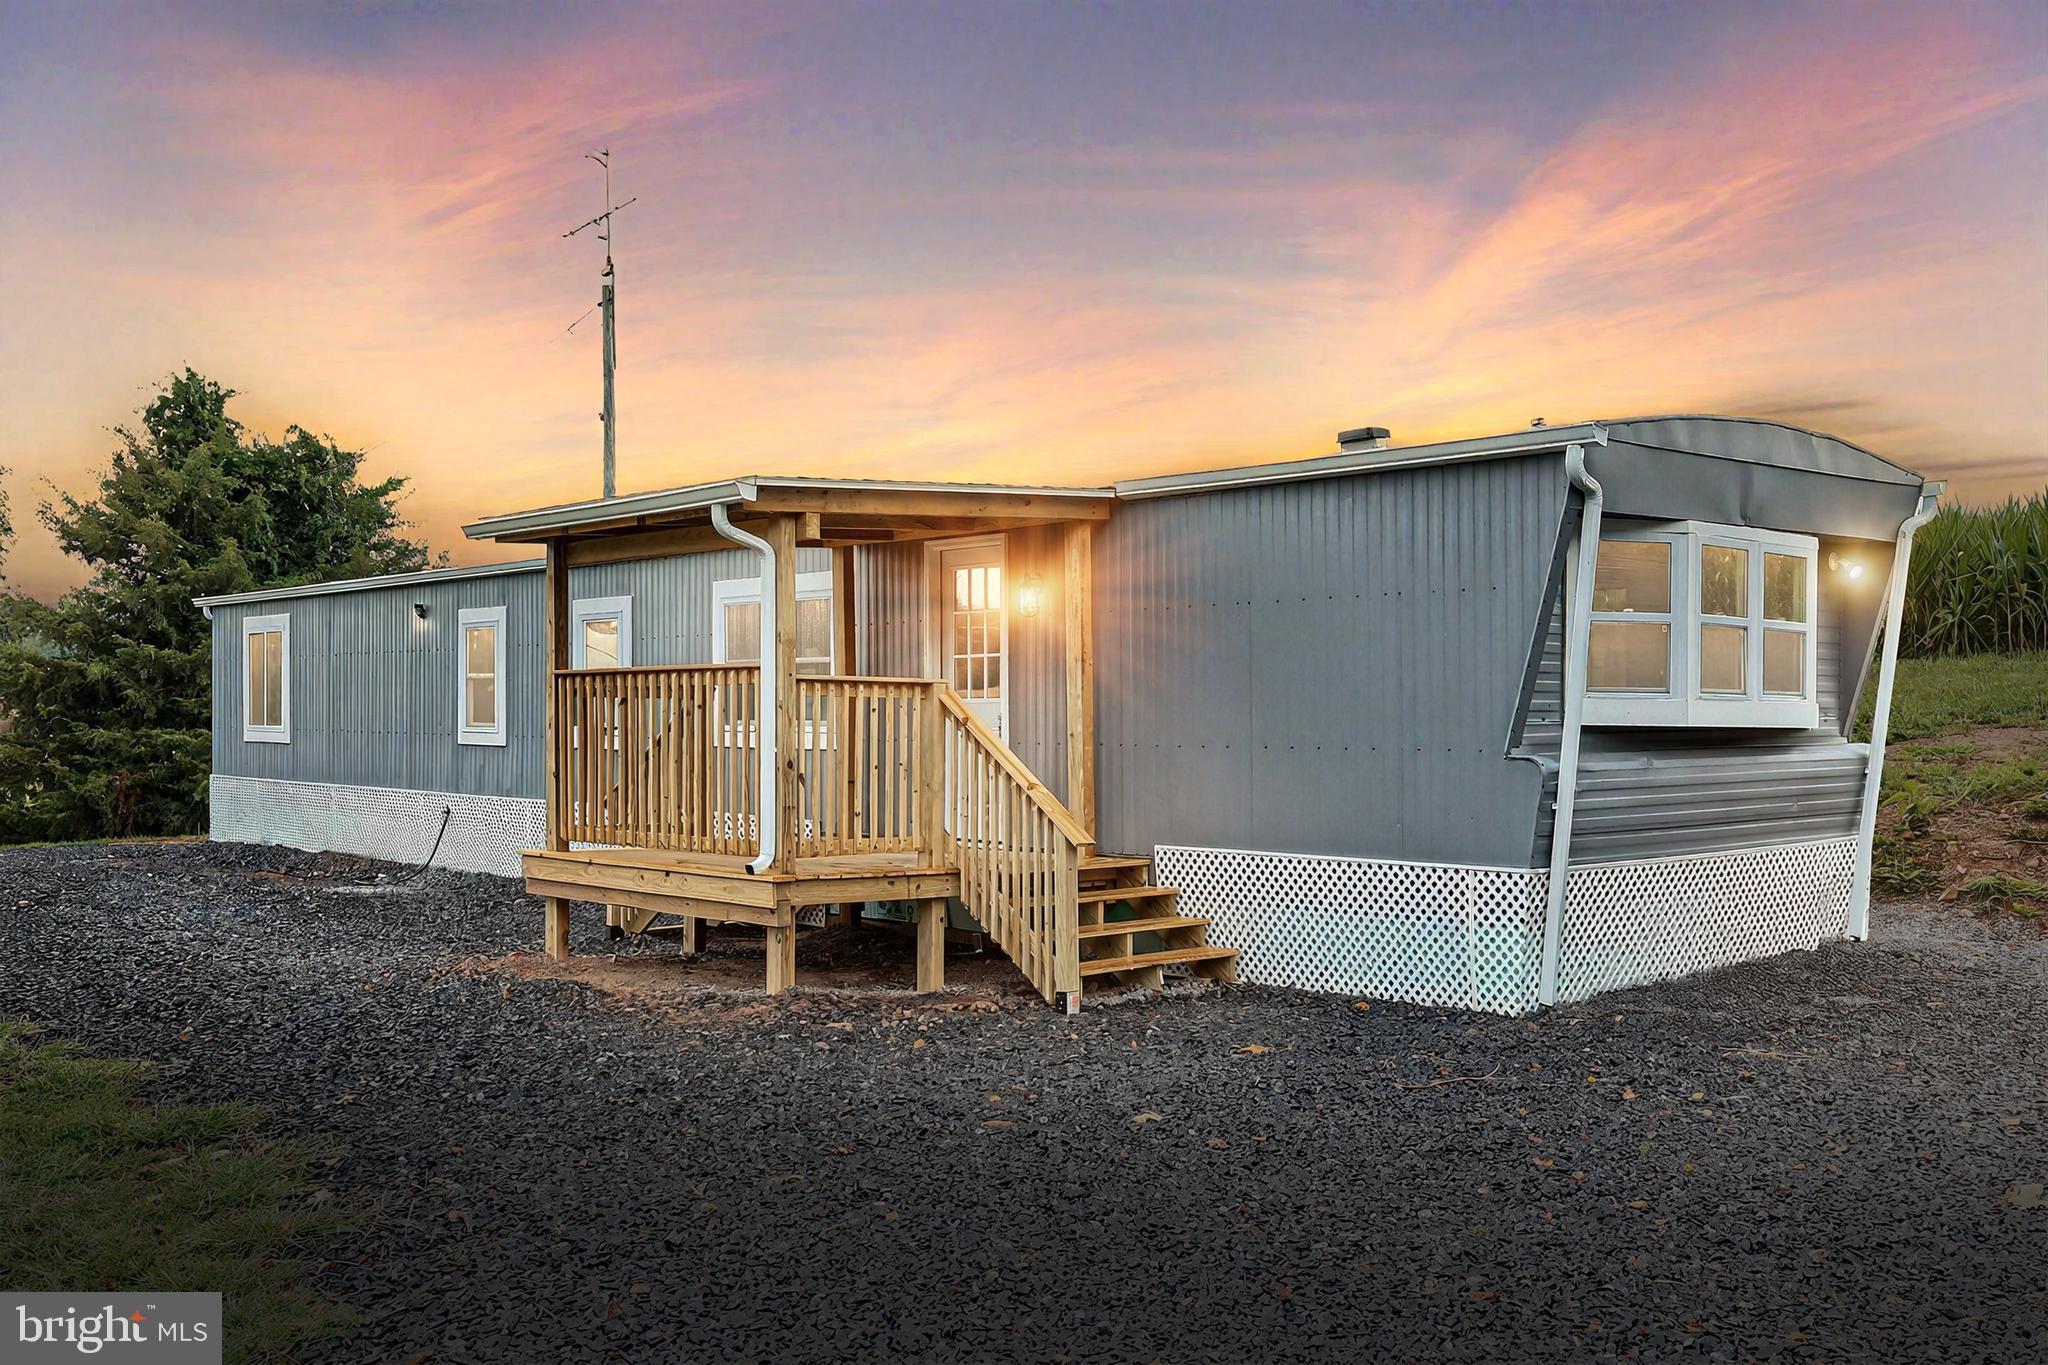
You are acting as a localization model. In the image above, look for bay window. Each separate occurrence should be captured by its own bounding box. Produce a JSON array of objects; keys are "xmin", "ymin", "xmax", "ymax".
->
[{"xmin": 1582, "ymin": 520, "xmax": 1818, "ymax": 728}]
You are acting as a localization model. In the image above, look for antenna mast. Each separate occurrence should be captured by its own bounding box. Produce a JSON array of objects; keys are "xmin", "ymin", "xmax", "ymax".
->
[{"xmin": 564, "ymin": 150, "xmax": 636, "ymax": 498}]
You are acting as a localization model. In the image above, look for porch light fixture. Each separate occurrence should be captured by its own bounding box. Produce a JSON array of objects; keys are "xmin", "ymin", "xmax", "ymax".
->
[
  {"xmin": 1827, "ymin": 552, "xmax": 1864, "ymax": 581},
  {"xmin": 1016, "ymin": 574, "xmax": 1044, "ymax": 618},
  {"xmin": 412, "ymin": 601, "xmax": 430, "ymax": 620}
]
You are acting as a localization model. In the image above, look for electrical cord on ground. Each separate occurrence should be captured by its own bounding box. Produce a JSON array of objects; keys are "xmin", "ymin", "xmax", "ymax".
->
[{"xmin": 381, "ymin": 805, "xmax": 451, "ymax": 887}]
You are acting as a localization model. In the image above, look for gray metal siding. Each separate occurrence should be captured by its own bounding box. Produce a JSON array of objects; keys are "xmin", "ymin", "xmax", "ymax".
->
[
  {"xmin": 210, "ymin": 548, "xmax": 829, "ymax": 798},
  {"xmin": 856, "ymin": 542, "xmax": 924, "ymax": 677},
  {"xmin": 1095, "ymin": 454, "xmax": 1568, "ymax": 867},
  {"xmin": 1549, "ymin": 733, "xmax": 1869, "ymax": 863}
]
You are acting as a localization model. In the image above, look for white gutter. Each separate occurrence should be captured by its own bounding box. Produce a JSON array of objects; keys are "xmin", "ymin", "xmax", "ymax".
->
[
  {"xmin": 1538, "ymin": 443, "xmax": 1602, "ymax": 1007},
  {"xmin": 1847, "ymin": 481, "xmax": 1944, "ymax": 939},
  {"xmin": 710, "ymin": 503, "xmax": 779, "ymax": 875}
]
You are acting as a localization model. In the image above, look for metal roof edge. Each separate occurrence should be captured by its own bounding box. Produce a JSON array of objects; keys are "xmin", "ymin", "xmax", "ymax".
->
[
  {"xmin": 1113, "ymin": 423, "xmax": 1608, "ymax": 500},
  {"xmin": 462, "ymin": 478, "xmax": 757, "ymax": 542},
  {"xmin": 192, "ymin": 557, "xmax": 545, "ymax": 609},
  {"xmin": 461, "ymin": 474, "xmax": 1112, "ymax": 542}
]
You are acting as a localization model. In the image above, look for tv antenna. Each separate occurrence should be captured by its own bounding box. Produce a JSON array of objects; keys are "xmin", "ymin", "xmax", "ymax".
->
[{"xmin": 564, "ymin": 149, "xmax": 636, "ymax": 498}]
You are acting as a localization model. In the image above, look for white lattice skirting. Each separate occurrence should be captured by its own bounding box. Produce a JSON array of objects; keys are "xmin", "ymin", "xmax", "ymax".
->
[
  {"xmin": 1157, "ymin": 837, "xmax": 1858, "ymax": 1015},
  {"xmin": 209, "ymin": 775, "xmax": 545, "ymax": 878},
  {"xmin": 1553, "ymin": 838, "xmax": 1856, "ymax": 1005},
  {"xmin": 1155, "ymin": 846, "xmax": 1549, "ymax": 1014}
]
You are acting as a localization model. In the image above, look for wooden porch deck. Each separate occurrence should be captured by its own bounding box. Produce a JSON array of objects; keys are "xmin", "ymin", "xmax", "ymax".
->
[{"xmin": 526, "ymin": 846, "xmax": 963, "ymax": 995}]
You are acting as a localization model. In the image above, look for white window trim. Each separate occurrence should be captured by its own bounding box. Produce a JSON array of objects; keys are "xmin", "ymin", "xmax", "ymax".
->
[
  {"xmin": 456, "ymin": 605, "xmax": 509, "ymax": 747},
  {"xmin": 711, "ymin": 571, "xmax": 835, "ymax": 670},
  {"xmin": 570, "ymin": 595, "xmax": 633, "ymax": 669},
  {"xmin": 1581, "ymin": 520, "xmax": 1819, "ymax": 730},
  {"xmin": 242, "ymin": 612, "xmax": 291, "ymax": 744}
]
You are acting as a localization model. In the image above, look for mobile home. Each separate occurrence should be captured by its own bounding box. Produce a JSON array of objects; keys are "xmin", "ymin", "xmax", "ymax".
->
[{"xmin": 200, "ymin": 416, "xmax": 1937, "ymax": 1011}]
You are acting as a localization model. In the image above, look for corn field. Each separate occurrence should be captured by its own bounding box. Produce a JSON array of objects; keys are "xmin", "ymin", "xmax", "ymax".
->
[{"xmin": 1902, "ymin": 490, "xmax": 2048, "ymax": 656}]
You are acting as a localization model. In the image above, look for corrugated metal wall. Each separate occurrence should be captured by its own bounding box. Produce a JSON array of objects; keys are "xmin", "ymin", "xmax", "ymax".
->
[
  {"xmin": 210, "ymin": 549, "xmax": 829, "ymax": 798},
  {"xmin": 1095, "ymin": 455, "xmax": 1568, "ymax": 868}
]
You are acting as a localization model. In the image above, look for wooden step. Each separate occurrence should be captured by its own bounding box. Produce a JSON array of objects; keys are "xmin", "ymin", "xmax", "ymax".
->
[
  {"xmin": 1079, "ymin": 915, "xmax": 1209, "ymax": 939},
  {"xmin": 1080, "ymin": 854, "xmax": 1152, "ymax": 873},
  {"xmin": 1079, "ymin": 885, "xmax": 1176, "ymax": 905},
  {"xmin": 1078, "ymin": 944, "xmax": 1239, "ymax": 977}
]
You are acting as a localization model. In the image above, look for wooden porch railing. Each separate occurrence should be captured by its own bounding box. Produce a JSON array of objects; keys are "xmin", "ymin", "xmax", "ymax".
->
[
  {"xmin": 553, "ymin": 665, "xmax": 761, "ymax": 854},
  {"xmin": 551, "ymin": 665, "xmax": 1087, "ymax": 1004},
  {"xmin": 793, "ymin": 677, "xmax": 934, "ymax": 857},
  {"xmin": 934, "ymin": 687, "xmax": 1086, "ymax": 1005}
]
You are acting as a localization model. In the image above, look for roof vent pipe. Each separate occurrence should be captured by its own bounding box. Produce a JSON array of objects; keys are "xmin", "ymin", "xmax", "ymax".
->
[
  {"xmin": 709, "ymin": 502, "xmax": 778, "ymax": 876},
  {"xmin": 1337, "ymin": 425, "xmax": 1391, "ymax": 452}
]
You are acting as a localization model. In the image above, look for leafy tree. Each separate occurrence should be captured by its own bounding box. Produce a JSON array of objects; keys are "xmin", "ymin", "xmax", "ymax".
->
[{"xmin": 0, "ymin": 371, "xmax": 438, "ymax": 840}]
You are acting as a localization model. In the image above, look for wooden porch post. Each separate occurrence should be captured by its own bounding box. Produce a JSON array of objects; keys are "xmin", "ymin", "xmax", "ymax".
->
[
  {"xmin": 1063, "ymin": 521, "xmax": 1097, "ymax": 842},
  {"xmin": 832, "ymin": 544, "xmax": 857, "ymax": 672},
  {"xmin": 543, "ymin": 538, "xmax": 573, "ymax": 959},
  {"xmin": 916, "ymin": 896, "xmax": 945, "ymax": 992}
]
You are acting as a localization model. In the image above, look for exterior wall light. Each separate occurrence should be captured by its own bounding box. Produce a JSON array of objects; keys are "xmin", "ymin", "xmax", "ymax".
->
[
  {"xmin": 413, "ymin": 601, "xmax": 430, "ymax": 620},
  {"xmin": 1016, "ymin": 575, "xmax": 1044, "ymax": 618},
  {"xmin": 1827, "ymin": 552, "xmax": 1864, "ymax": 581}
]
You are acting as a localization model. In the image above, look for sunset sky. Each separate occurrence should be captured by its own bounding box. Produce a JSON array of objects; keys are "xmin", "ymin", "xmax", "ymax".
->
[{"xmin": 2, "ymin": 0, "xmax": 2044, "ymax": 600}]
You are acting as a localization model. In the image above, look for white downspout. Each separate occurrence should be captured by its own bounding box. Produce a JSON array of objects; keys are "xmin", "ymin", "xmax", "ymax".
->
[
  {"xmin": 1538, "ymin": 443, "xmax": 1601, "ymax": 1007},
  {"xmin": 710, "ymin": 502, "xmax": 778, "ymax": 876},
  {"xmin": 1847, "ymin": 482, "xmax": 1943, "ymax": 939}
]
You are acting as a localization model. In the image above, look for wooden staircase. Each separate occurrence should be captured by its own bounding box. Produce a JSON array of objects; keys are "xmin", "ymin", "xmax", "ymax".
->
[{"xmin": 1074, "ymin": 853, "xmax": 1238, "ymax": 998}]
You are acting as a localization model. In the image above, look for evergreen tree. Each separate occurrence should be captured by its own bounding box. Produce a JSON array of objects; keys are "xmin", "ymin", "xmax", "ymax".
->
[{"xmin": 0, "ymin": 371, "xmax": 437, "ymax": 840}]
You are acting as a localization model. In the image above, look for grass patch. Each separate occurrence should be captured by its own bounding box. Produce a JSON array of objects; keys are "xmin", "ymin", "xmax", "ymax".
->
[
  {"xmin": 1871, "ymin": 833, "xmax": 1942, "ymax": 897},
  {"xmin": 1953, "ymin": 875, "xmax": 2048, "ymax": 916},
  {"xmin": 1857, "ymin": 652, "xmax": 2048, "ymax": 742},
  {"xmin": 0, "ymin": 1023, "xmax": 348, "ymax": 1363}
]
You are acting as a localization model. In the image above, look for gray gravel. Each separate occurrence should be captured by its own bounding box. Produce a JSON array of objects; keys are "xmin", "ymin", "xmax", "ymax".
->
[{"xmin": 2, "ymin": 840, "xmax": 2044, "ymax": 1364}]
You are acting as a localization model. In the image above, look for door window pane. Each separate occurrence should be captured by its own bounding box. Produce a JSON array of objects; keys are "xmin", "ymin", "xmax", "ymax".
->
[
  {"xmin": 1763, "ymin": 629, "xmax": 1804, "ymax": 695},
  {"xmin": 464, "ymin": 624, "xmax": 498, "ymax": 727},
  {"xmin": 582, "ymin": 617, "xmax": 621, "ymax": 669},
  {"xmin": 1764, "ymin": 553, "xmax": 1807, "ymax": 622},
  {"xmin": 1588, "ymin": 621, "xmax": 1670, "ymax": 691},
  {"xmin": 1700, "ymin": 545, "xmax": 1748, "ymax": 618},
  {"xmin": 1701, "ymin": 623, "xmax": 1746, "ymax": 692},
  {"xmin": 947, "ymin": 564, "xmax": 1002, "ymax": 698},
  {"xmin": 1593, "ymin": 541, "xmax": 1670, "ymax": 613}
]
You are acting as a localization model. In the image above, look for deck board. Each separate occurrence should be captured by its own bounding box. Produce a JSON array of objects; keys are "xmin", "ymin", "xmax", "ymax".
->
[{"xmin": 519, "ymin": 847, "xmax": 952, "ymax": 882}]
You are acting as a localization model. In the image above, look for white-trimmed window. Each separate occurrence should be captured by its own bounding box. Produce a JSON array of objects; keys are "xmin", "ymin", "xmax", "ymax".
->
[
  {"xmin": 457, "ymin": 605, "xmax": 508, "ymax": 746},
  {"xmin": 1582, "ymin": 520, "xmax": 1819, "ymax": 729},
  {"xmin": 712, "ymin": 572, "xmax": 835, "ymax": 675},
  {"xmin": 242, "ymin": 613, "xmax": 290, "ymax": 743},
  {"xmin": 571, "ymin": 596, "xmax": 633, "ymax": 669}
]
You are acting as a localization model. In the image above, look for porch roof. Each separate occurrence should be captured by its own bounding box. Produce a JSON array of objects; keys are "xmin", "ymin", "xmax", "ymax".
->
[{"xmin": 462, "ymin": 474, "xmax": 1114, "ymax": 545}]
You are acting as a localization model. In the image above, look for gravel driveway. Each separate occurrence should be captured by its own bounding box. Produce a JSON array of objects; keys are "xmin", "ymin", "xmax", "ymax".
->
[{"xmin": 2, "ymin": 841, "xmax": 2043, "ymax": 1363}]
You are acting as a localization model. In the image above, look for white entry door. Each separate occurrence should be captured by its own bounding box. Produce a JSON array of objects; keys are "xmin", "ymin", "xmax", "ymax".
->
[{"xmin": 930, "ymin": 537, "xmax": 1007, "ymax": 740}]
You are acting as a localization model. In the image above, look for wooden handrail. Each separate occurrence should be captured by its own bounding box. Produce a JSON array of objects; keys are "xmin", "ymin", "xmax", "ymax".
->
[
  {"xmin": 933, "ymin": 687, "xmax": 1083, "ymax": 1004},
  {"xmin": 551, "ymin": 663, "xmax": 758, "ymax": 678},
  {"xmin": 933, "ymin": 686, "xmax": 1093, "ymax": 845}
]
